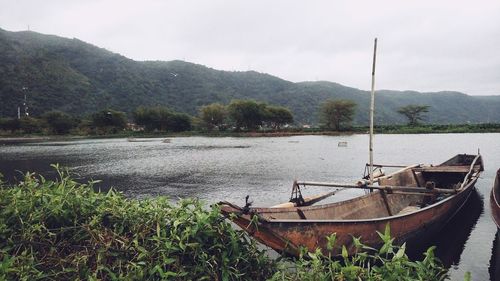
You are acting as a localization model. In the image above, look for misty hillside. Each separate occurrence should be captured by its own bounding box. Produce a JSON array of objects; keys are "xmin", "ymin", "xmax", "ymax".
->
[{"xmin": 1, "ymin": 27, "xmax": 499, "ymax": 125}]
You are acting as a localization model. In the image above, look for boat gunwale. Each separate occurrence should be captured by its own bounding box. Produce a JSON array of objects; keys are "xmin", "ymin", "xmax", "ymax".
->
[{"xmin": 251, "ymin": 172, "xmax": 480, "ymax": 224}]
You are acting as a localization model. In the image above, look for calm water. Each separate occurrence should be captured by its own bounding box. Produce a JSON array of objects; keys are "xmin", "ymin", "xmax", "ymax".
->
[{"xmin": 1, "ymin": 134, "xmax": 499, "ymax": 280}]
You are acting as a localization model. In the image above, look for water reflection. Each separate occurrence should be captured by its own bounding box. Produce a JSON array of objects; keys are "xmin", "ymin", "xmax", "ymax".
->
[
  {"xmin": 490, "ymin": 230, "xmax": 500, "ymax": 281},
  {"xmin": 407, "ymin": 190, "xmax": 483, "ymax": 268}
]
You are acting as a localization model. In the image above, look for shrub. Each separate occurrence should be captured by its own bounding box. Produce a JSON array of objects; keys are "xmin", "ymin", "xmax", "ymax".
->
[
  {"xmin": 90, "ymin": 109, "xmax": 127, "ymax": 134},
  {"xmin": 0, "ymin": 166, "xmax": 273, "ymax": 280},
  {"xmin": 42, "ymin": 111, "xmax": 77, "ymax": 134}
]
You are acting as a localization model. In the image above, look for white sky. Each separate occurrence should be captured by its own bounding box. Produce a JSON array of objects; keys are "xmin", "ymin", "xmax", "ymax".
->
[{"xmin": 1, "ymin": 0, "xmax": 500, "ymax": 95}]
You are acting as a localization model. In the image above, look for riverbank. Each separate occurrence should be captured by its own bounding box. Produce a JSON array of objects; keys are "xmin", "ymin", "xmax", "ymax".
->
[
  {"xmin": 0, "ymin": 135, "xmax": 92, "ymax": 144},
  {"xmin": 0, "ymin": 124, "xmax": 500, "ymax": 145},
  {"xmin": 1, "ymin": 123, "xmax": 499, "ymax": 144}
]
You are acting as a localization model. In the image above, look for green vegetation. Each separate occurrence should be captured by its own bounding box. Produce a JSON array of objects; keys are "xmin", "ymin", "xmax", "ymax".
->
[
  {"xmin": 263, "ymin": 105, "xmax": 294, "ymax": 130},
  {"xmin": 166, "ymin": 113, "xmax": 192, "ymax": 132},
  {"xmin": 0, "ymin": 117, "xmax": 44, "ymax": 134},
  {"xmin": 42, "ymin": 111, "xmax": 78, "ymax": 134},
  {"xmin": 199, "ymin": 103, "xmax": 228, "ymax": 131},
  {"xmin": 319, "ymin": 99, "xmax": 357, "ymax": 130},
  {"xmin": 1, "ymin": 112, "xmax": 499, "ymax": 138},
  {"xmin": 0, "ymin": 100, "xmax": 295, "ymax": 137},
  {"xmin": 0, "ymin": 167, "xmax": 274, "ymax": 280},
  {"xmin": 370, "ymin": 123, "xmax": 500, "ymax": 134},
  {"xmin": 0, "ymin": 118, "xmax": 19, "ymax": 133},
  {"xmin": 270, "ymin": 226, "xmax": 448, "ymax": 281},
  {"xmin": 0, "ymin": 168, "xmax": 462, "ymax": 280},
  {"xmin": 1, "ymin": 28, "xmax": 500, "ymax": 125},
  {"xmin": 90, "ymin": 109, "xmax": 127, "ymax": 134},
  {"xmin": 17, "ymin": 116, "xmax": 44, "ymax": 134},
  {"xmin": 199, "ymin": 101, "xmax": 294, "ymax": 131},
  {"xmin": 227, "ymin": 100, "xmax": 267, "ymax": 131},
  {"xmin": 133, "ymin": 106, "xmax": 192, "ymax": 132},
  {"xmin": 397, "ymin": 105, "xmax": 431, "ymax": 126}
]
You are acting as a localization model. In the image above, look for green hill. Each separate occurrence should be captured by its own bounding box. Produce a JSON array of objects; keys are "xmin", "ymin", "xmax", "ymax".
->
[{"xmin": 1, "ymin": 27, "xmax": 499, "ymax": 125}]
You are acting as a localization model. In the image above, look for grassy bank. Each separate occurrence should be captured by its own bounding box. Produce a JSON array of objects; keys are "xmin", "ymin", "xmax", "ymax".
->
[
  {"xmin": 0, "ymin": 167, "xmax": 460, "ymax": 280},
  {"xmin": 370, "ymin": 123, "xmax": 500, "ymax": 134},
  {"xmin": 0, "ymin": 166, "xmax": 274, "ymax": 280}
]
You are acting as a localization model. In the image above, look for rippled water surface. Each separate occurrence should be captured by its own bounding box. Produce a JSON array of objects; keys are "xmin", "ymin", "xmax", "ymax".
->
[{"xmin": 1, "ymin": 133, "xmax": 499, "ymax": 280}]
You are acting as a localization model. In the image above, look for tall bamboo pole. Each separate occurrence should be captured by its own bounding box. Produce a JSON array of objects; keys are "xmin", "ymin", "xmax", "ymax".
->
[{"xmin": 369, "ymin": 38, "xmax": 378, "ymax": 185}]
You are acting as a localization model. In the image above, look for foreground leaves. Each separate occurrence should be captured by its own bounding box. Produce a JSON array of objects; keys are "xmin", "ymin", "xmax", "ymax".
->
[
  {"xmin": 270, "ymin": 231, "xmax": 448, "ymax": 281},
  {"xmin": 0, "ymin": 165, "xmax": 273, "ymax": 280}
]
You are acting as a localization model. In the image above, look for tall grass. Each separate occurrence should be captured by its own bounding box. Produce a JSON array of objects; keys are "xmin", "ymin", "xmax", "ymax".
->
[{"xmin": 0, "ymin": 165, "xmax": 273, "ymax": 280}]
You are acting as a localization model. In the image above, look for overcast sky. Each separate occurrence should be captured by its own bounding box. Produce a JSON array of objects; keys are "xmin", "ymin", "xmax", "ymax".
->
[{"xmin": 1, "ymin": 0, "xmax": 499, "ymax": 95}]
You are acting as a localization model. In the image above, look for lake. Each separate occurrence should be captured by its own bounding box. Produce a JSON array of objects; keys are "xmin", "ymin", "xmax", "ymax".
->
[{"xmin": 1, "ymin": 133, "xmax": 499, "ymax": 280}]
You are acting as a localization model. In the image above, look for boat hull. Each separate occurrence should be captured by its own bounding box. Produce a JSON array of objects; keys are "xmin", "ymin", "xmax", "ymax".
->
[
  {"xmin": 491, "ymin": 169, "xmax": 500, "ymax": 229},
  {"xmin": 219, "ymin": 154, "xmax": 483, "ymax": 257},
  {"xmin": 221, "ymin": 178, "xmax": 477, "ymax": 256}
]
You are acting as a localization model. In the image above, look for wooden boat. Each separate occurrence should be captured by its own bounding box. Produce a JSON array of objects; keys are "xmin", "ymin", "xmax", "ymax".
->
[
  {"xmin": 218, "ymin": 154, "xmax": 483, "ymax": 257},
  {"xmin": 491, "ymin": 168, "xmax": 500, "ymax": 228}
]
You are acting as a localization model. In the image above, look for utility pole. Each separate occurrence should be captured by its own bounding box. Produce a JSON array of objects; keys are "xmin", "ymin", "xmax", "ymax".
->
[{"xmin": 22, "ymin": 87, "xmax": 29, "ymax": 117}]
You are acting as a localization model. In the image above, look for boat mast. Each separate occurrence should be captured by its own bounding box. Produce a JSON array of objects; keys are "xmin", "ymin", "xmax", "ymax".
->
[{"xmin": 369, "ymin": 38, "xmax": 377, "ymax": 185}]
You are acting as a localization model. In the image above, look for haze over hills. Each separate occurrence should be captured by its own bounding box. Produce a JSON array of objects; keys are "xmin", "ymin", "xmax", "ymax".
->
[{"xmin": 1, "ymin": 27, "xmax": 499, "ymax": 125}]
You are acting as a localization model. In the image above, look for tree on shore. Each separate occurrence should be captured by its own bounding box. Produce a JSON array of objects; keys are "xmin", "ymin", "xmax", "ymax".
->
[
  {"xmin": 264, "ymin": 106, "xmax": 294, "ymax": 129},
  {"xmin": 319, "ymin": 99, "xmax": 357, "ymax": 130},
  {"xmin": 19, "ymin": 117, "xmax": 44, "ymax": 134},
  {"xmin": 167, "ymin": 113, "xmax": 192, "ymax": 132},
  {"xmin": 199, "ymin": 103, "xmax": 227, "ymax": 131},
  {"xmin": 133, "ymin": 106, "xmax": 192, "ymax": 132},
  {"xmin": 42, "ymin": 111, "xmax": 77, "ymax": 134},
  {"xmin": 227, "ymin": 100, "xmax": 267, "ymax": 131},
  {"xmin": 0, "ymin": 118, "xmax": 20, "ymax": 133},
  {"xmin": 397, "ymin": 105, "xmax": 430, "ymax": 126},
  {"xmin": 133, "ymin": 106, "xmax": 171, "ymax": 132},
  {"xmin": 91, "ymin": 109, "xmax": 127, "ymax": 134},
  {"xmin": 200, "ymin": 101, "xmax": 294, "ymax": 131},
  {"xmin": 0, "ymin": 117, "xmax": 46, "ymax": 134}
]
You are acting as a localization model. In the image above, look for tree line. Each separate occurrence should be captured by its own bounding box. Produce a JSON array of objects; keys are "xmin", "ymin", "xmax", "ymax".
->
[
  {"xmin": 0, "ymin": 110, "xmax": 128, "ymax": 135},
  {"xmin": 0, "ymin": 99, "xmax": 431, "ymax": 135},
  {"xmin": 199, "ymin": 100, "xmax": 293, "ymax": 131},
  {"xmin": 0, "ymin": 100, "xmax": 295, "ymax": 135}
]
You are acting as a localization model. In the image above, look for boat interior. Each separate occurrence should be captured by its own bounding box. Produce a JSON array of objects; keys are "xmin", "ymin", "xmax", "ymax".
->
[{"xmin": 257, "ymin": 154, "xmax": 482, "ymax": 221}]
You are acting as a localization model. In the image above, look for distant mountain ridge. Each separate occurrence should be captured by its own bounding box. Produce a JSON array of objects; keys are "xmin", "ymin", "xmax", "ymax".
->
[{"xmin": 1, "ymin": 27, "xmax": 499, "ymax": 125}]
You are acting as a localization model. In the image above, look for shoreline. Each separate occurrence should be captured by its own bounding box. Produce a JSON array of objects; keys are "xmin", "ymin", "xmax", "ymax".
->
[{"xmin": 1, "ymin": 129, "xmax": 500, "ymax": 144}]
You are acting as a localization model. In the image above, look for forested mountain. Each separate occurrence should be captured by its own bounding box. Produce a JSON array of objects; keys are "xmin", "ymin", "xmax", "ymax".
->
[{"xmin": 1, "ymin": 27, "xmax": 499, "ymax": 125}]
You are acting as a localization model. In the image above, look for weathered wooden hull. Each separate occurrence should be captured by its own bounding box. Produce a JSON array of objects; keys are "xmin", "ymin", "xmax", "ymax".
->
[
  {"xmin": 491, "ymin": 169, "xmax": 500, "ymax": 229},
  {"xmin": 219, "ymin": 154, "xmax": 483, "ymax": 257},
  {"xmin": 221, "ymin": 179, "xmax": 477, "ymax": 256}
]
